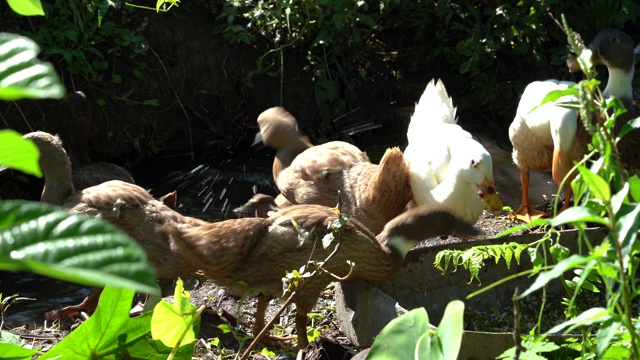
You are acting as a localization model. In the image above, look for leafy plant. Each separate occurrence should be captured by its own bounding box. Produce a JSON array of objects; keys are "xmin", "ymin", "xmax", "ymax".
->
[
  {"xmin": 366, "ymin": 301, "xmax": 464, "ymax": 360},
  {"xmin": 435, "ymin": 20, "xmax": 640, "ymax": 359}
]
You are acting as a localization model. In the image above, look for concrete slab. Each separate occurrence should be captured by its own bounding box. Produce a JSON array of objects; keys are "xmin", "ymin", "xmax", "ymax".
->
[{"xmin": 335, "ymin": 227, "xmax": 607, "ymax": 355}]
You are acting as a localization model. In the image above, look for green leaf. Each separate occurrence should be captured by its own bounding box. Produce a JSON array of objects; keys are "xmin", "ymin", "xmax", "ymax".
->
[
  {"xmin": 615, "ymin": 203, "xmax": 640, "ymax": 269},
  {"xmin": 151, "ymin": 278, "xmax": 200, "ymax": 348},
  {"xmin": 546, "ymin": 307, "xmax": 610, "ymax": 334},
  {"xmin": 6, "ymin": 0, "xmax": 44, "ymax": 16},
  {"xmin": 616, "ymin": 117, "xmax": 640, "ymax": 142},
  {"xmin": 596, "ymin": 319, "xmax": 622, "ymax": 355},
  {"xmin": 629, "ymin": 175, "xmax": 640, "ymax": 202},
  {"xmin": 435, "ymin": 300, "xmax": 464, "ymax": 360},
  {"xmin": 576, "ymin": 165, "xmax": 610, "ymax": 202},
  {"xmin": 0, "ymin": 129, "xmax": 42, "ymax": 177},
  {"xmin": 40, "ymin": 286, "xmax": 156, "ymax": 359},
  {"xmin": 0, "ymin": 342, "xmax": 38, "ymax": 359},
  {"xmin": 0, "ymin": 200, "xmax": 159, "ymax": 295},
  {"xmin": 367, "ymin": 308, "xmax": 431, "ymax": 360},
  {"xmin": 518, "ymin": 254, "xmax": 592, "ymax": 298},
  {"xmin": 547, "ymin": 207, "xmax": 610, "ymax": 227},
  {"xmin": 0, "ymin": 33, "xmax": 65, "ymax": 100}
]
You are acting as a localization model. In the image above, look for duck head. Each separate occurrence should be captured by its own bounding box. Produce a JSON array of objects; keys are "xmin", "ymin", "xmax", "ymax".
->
[
  {"xmin": 254, "ymin": 107, "xmax": 312, "ymax": 149},
  {"xmin": 588, "ymin": 29, "xmax": 637, "ymax": 100},
  {"xmin": 454, "ymin": 138, "xmax": 503, "ymax": 214}
]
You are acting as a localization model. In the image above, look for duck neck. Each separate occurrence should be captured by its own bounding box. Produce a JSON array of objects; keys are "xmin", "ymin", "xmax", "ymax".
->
[
  {"xmin": 430, "ymin": 166, "xmax": 483, "ymax": 224},
  {"xmin": 603, "ymin": 67, "xmax": 634, "ymax": 100},
  {"xmin": 273, "ymin": 136, "xmax": 313, "ymax": 179},
  {"xmin": 41, "ymin": 160, "xmax": 75, "ymax": 205}
]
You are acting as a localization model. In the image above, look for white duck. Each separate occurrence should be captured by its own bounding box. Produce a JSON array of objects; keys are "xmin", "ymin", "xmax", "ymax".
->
[
  {"xmin": 509, "ymin": 28, "xmax": 639, "ymax": 222},
  {"xmin": 404, "ymin": 79, "xmax": 504, "ymax": 225}
]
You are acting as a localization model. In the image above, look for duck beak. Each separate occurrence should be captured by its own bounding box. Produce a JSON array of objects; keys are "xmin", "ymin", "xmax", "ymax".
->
[
  {"xmin": 477, "ymin": 177, "xmax": 503, "ymax": 214},
  {"xmin": 251, "ymin": 132, "xmax": 265, "ymax": 149}
]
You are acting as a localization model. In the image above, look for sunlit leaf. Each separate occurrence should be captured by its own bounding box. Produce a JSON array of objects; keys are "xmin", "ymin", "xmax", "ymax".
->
[
  {"xmin": 436, "ymin": 300, "xmax": 464, "ymax": 360},
  {"xmin": 577, "ymin": 165, "xmax": 610, "ymax": 202},
  {"xmin": 39, "ymin": 287, "xmax": 154, "ymax": 359},
  {"xmin": 615, "ymin": 203, "xmax": 640, "ymax": 269},
  {"xmin": 151, "ymin": 278, "xmax": 200, "ymax": 348},
  {"xmin": 547, "ymin": 307, "xmax": 610, "ymax": 334},
  {"xmin": 616, "ymin": 117, "xmax": 640, "ymax": 142},
  {"xmin": 547, "ymin": 207, "xmax": 609, "ymax": 227},
  {"xmin": 6, "ymin": 0, "xmax": 44, "ymax": 16},
  {"xmin": 0, "ymin": 33, "xmax": 65, "ymax": 100},
  {"xmin": 367, "ymin": 307, "xmax": 431, "ymax": 359},
  {"xmin": 518, "ymin": 254, "xmax": 592, "ymax": 298},
  {"xmin": 0, "ymin": 129, "xmax": 42, "ymax": 177}
]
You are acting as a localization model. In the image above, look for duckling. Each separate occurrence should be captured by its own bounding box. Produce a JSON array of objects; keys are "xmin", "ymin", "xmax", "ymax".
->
[
  {"xmin": 254, "ymin": 107, "xmax": 369, "ymax": 206},
  {"xmin": 162, "ymin": 203, "xmax": 482, "ymax": 350},
  {"xmin": 64, "ymin": 91, "xmax": 134, "ymax": 190},
  {"xmin": 404, "ymin": 79, "xmax": 504, "ymax": 225},
  {"xmin": 509, "ymin": 28, "xmax": 639, "ymax": 222}
]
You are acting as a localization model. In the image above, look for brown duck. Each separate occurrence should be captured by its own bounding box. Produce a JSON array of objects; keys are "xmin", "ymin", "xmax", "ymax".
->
[
  {"xmin": 254, "ymin": 107, "xmax": 369, "ymax": 206},
  {"xmin": 23, "ymin": 131, "xmax": 194, "ymax": 318},
  {"xmin": 163, "ymin": 203, "xmax": 482, "ymax": 350},
  {"xmin": 255, "ymin": 107, "xmax": 412, "ymax": 233}
]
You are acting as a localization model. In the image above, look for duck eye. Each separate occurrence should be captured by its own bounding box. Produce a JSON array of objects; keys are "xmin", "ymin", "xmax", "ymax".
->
[
  {"xmin": 487, "ymin": 186, "xmax": 496, "ymax": 195},
  {"xmin": 477, "ymin": 189, "xmax": 484, "ymax": 198}
]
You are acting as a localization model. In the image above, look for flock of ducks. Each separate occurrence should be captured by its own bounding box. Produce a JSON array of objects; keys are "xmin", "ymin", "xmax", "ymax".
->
[{"xmin": 16, "ymin": 28, "xmax": 639, "ymax": 350}]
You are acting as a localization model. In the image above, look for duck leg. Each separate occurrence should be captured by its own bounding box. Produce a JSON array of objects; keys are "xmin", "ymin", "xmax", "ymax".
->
[
  {"xmin": 512, "ymin": 170, "xmax": 548, "ymax": 222},
  {"xmin": 44, "ymin": 288, "xmax": 103, "ymax": 321},
  {"xmin": 251, "ymin": 294, "xmax": 295, "ymax": 346}
]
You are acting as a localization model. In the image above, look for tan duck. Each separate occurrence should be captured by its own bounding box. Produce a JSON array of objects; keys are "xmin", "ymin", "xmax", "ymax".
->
[
  {"xmin": 162, "ymin": 203, "xmax": 482, "ymax": 350},
  {"xmin": 254, "ymin": 107, "xmax": 369, "ymax": 207},
  {"xmin": 64, "ymin": 91, "xmax": 135, "ymax": 190},
  {"xmin": 233, "ymin": 193, "xmax": 279, "ymax": 218},
  {"xmin": 404, "ymin": 79, "xmax": 504, "ymax": 225},
  {"xmin": 23, "ymin": 131, "xmax": 195, "ymax": 318},
  {"xmin": 255, "ymin": 107, "xmax": 413, "ymax": 233},
  {"xmin": 509, "ymin": 28, "xmax": 639, "ymax": 222}
]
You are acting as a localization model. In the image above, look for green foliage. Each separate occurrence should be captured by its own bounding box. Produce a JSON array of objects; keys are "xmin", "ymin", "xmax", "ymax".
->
[
  {"xmin": 448, "ymin": 22, "xmax": 640, "ymax": 359},
  {"xmin": 151, "ymin": 278, "xmax": 201, "ymax": 349},
  {"xmin": 6, "ymin": 0, "xmax": 150, "ymax": 91},
  {"xmin": 214, "ymin": 0, "xmax": 385, "ymax": 131},
  {"xmin": 0, "ymin": 33, "xmax": 65, "ymax": 101},
  {"xmin": 367, "ymin": 301, "xmax": 464, "ymax": 360},
  {"xmin": 434, "ymin": 241, "xmax": 528, "ymax": 284},
  {"xmin": 0, "ymin": 129, "xmax": 42, "ymax": 177}
]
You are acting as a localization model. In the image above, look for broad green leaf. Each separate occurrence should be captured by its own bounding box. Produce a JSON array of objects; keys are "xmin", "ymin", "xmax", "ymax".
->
[
  {"xmin": 367, "ymin": 307, "xmax": 431, "ymax": 360},
  {"xmin": 547, "ymin": 206, "xmax": 609, "ymax": 227},
  {"xmin": 151, "ymin": 278, "xmax": 199, "ymax": 348},
  {"xmin": 6, "ymin": 0, "xmax": 44, "ymax": 16},
  {"xmin": 40, "ymin": 286, "xmax": 155, "ymax": 359},
  {"xmin": 596, "ymin": 319, "xmax": 622, "ymax": 355},
  {"xmin": 0, "ymin": 33, "xmax": 65, "ymax": 100},
  {"xmin": 629, "ymin": 175, "xmax": 640, "ymax": 202},
  {"xmin": 0, "ymin": 129, "xmax": 42, "ymax": 177},
  {"xmin": 0, "ymin": 200, "xmax": 159, "ymax": 295},
  {"xmin": 518, "ymin": 254, "xmax": 592, "ymax": 298},
  {"xmin": 576, "ymin": 165, "xmax": 610, "ymax": 202},
  {"xmin": 616, "ymin": 117, "xmax": 640, "ymax": 142},
  {"xmin": 0, "ymin": 342, "xmax": 38, "ymax": 359},
  {"xmin": 436, "ymin": 300, "xmax": 464, "ymax": 360},
  {"xmin": 546, "ymin": 307, "xmax": 610, "ymax": 334},
  {"xmin": 615, "ymin": 203, "xmax": 640, "ymax": 269}
]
